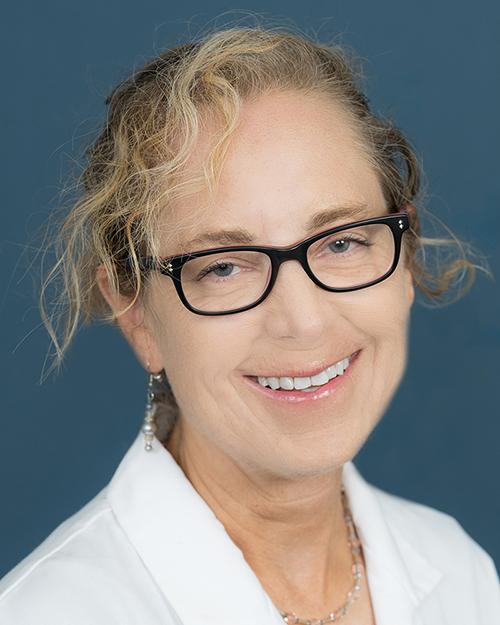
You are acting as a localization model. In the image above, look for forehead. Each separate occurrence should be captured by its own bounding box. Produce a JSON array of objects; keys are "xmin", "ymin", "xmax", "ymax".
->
[{"xmin": 161, "ymin": 90, "xmax": 385, "ymax": 253}]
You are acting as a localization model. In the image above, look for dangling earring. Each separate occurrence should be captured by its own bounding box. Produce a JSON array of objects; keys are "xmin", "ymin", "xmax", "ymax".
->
[{"xmin": 143, "ymin": 362, "xmax": 163, "ymax": 451}]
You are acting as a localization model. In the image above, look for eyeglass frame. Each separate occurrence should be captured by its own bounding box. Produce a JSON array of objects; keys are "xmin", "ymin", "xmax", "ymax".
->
[{"xmin": 130, "ymin": 209, "xmax": 410, "ymax": 316}]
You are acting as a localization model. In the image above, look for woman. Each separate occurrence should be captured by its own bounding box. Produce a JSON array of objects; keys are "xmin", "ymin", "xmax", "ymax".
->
[{"xmin": 0, "ymin": 25, "xmax": 498, "ymax": 625}]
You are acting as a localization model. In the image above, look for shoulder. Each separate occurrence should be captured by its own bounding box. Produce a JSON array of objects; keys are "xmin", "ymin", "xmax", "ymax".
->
[
  {"xmin": 0, "ymin": 488, "xmax": 179, "ymax": 625},
  {"xmin": 374, "ymin": 483, "xmax": 492, "ymax": 556},
  {"xmin": 371, "ymin": 481, "xmax": 500, "ymax": 593}
]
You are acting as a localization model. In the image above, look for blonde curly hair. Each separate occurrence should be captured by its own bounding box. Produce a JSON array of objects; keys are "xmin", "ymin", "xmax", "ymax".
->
[{"xmin": 37, "ymin": 22, "xmax": 492, "ymax": 438}]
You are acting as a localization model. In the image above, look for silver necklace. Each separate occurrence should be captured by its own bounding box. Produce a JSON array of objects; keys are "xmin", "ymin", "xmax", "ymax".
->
[{"xmin": 277, "ymin": 486, "xmax": 364, "ymax": 625}]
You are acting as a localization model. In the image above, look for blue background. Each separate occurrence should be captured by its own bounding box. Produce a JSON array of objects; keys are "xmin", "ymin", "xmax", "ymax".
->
[{"xmin": 1, "ymin": 2, "xmax": 499, "ymax": 578}]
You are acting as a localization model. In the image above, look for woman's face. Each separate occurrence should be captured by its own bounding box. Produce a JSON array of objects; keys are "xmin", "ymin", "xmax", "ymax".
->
[{"xmin": 126, "ymin": 90, "xmax": 414, "ymax": 479}]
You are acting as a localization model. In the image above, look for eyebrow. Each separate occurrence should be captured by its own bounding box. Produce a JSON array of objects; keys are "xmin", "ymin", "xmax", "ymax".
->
[{"xmin": 180, "ymin": 202, "xmax": 372, "ymax": 251}]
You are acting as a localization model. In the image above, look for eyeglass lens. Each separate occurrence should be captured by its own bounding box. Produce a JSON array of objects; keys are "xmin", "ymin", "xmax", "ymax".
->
[{"xmin": 180, "ymin": 222, "xmax": 395, "ymax": 313}]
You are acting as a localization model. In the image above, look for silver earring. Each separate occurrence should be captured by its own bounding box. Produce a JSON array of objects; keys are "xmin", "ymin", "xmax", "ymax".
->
[{"xmin": 143, "ymin": 366, "xmax": 164, "ymax": 451}]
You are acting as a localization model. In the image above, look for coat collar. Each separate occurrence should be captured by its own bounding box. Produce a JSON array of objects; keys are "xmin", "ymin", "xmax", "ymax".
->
[
  {"xmin": 341, "ymin": 459, "xmax": 443, "ymax": 623},
  {"xmin": 107, "ymin": 431, "xmax": 443, "ymax": 625}
]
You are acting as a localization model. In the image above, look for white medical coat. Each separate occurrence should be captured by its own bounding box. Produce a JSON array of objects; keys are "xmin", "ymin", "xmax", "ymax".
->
[{"xmin": 0, "ymin": 430, "xmax": 499, "ymax": 624}]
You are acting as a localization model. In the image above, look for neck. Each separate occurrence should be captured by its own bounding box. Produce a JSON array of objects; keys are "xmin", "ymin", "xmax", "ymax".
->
[{"xmin": 164, "ymin": 418, "xmax": 357, "ymax": 617}]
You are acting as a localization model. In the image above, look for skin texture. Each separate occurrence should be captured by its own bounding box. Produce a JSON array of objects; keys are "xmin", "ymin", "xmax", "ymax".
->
[{"xmin": 97, "ymin": 89, "xmax": 415, "ymax": 622}]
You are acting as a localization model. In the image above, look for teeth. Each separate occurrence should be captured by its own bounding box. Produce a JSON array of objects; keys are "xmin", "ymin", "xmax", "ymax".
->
[
  {"xmin": 279, "ymin": 377, "xmax": 294, "ymax": 390},
  {"xmin": 256, "ymin": 356, "xmax": 351, "ymax": 391},
  {"xmin": 310, "ymin": 370, "xmax": 330, "ymax": 386},
  {"xmin": 268, "ymin": 377, "xmax": 280, "ymax": 390}
]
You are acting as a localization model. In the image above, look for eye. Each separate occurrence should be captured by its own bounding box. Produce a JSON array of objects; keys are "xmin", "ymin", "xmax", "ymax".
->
[
  {"xmin": 329, "ymin": 235, "xmax": 370, "ymax": 253},
  {"xmin": 198, "ymin": 261, "xmax": 240, "ymax": 280}
]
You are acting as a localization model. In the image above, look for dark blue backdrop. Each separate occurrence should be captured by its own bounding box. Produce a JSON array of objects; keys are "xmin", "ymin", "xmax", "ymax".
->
[{"xmin": 1, "ymin": 2, "xmax": 499, "ymax": 578}]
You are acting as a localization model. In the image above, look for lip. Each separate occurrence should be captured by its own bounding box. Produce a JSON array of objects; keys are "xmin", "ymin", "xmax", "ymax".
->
[
  {"xmin": 244, "ymin": 350, "xmax": 361, "ymax": 380},
  {"xmin": 241, "ymin": 349, "xmax": 361, "ymax": 404}
]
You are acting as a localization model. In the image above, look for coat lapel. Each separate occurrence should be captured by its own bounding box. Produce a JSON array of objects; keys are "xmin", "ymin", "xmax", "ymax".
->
[
  {"xmin": 342, "ymin": 461, "xmax": 443, "ymax": 624},
  {"xmin": 107, "ymin": 431, "xmax": 284, "ymax": 625},
  {"xmin": 108, "ymin": 431, "xmax": 443, "ymax": 625}
]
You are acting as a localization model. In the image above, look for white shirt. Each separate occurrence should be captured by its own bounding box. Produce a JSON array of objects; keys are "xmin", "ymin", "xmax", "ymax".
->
[{"xmin": 0, "ymin": 430, "xmax": 499, "ymax": 624}]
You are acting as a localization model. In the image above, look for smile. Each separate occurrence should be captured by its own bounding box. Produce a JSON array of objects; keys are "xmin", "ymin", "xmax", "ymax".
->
[
  {"xmin": 242, "ymin": 350, "xmax": 361, "ymax": 403},
  {"xmin": 251, "ymin": 352, "xmax": 355, "ymax": 391}
]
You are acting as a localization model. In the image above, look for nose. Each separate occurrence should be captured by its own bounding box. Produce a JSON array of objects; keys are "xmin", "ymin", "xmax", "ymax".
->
[{"xmin": 263, "ymin": 258, "xmax": 331, "ymax": 335}]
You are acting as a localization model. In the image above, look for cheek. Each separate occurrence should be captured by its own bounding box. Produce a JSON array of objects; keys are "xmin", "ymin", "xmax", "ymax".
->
[
  {"xmin": 159, "ymin": 314, "xmax": 253, "ymax": 409},
  {"xmin": 362, "ymin": 264, "xmax": 413, "ymax": 341},
  {"xmin": 356, "ymin": 274, "xmax": 412, "ymax": 416}
]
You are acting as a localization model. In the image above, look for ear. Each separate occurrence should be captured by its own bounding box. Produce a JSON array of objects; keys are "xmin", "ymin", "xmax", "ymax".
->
[{"xmin": 95, "ymin": 265, "xmax": 163, "ymax": 372}]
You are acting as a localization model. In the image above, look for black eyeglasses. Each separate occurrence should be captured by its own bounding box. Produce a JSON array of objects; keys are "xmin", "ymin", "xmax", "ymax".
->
[{"xmin": 132, "ymin": 210, "xmax": 410, "ymax": 316}]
